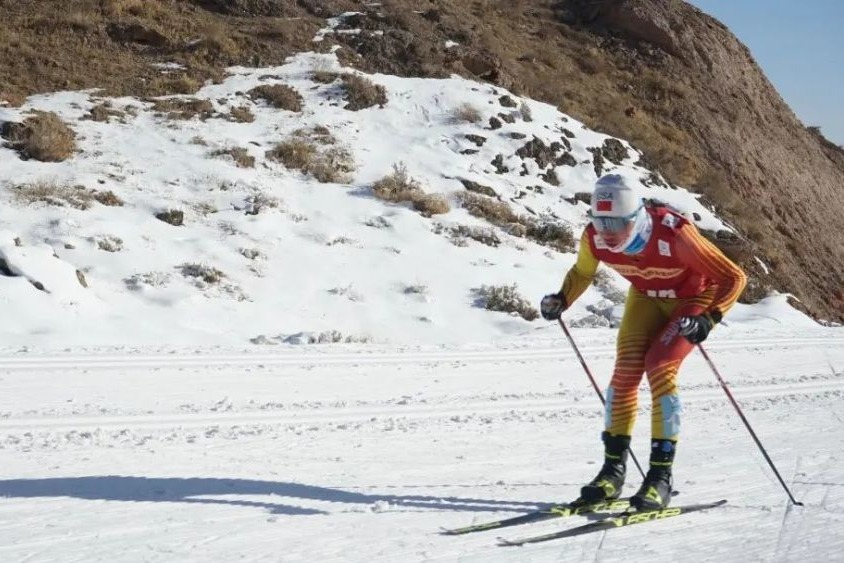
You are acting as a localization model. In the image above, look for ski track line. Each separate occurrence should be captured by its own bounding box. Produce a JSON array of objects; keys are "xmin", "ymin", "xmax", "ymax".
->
[
  {"xmin": 1, "ymin": 376, "xmax": 841, "ymax": 433},
  {"xmin": 0, "ymin": 512, "xmax": 251, "ymax": 555},
  {"xmin": 0, "ymin": 336, "xmax": 836, "ymax": 372}
]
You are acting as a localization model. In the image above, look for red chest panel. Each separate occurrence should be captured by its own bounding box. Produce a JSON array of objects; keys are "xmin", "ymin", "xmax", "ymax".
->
[{"xmin": 586, "ymin": 208, "xmax": 711, "ymax": 298}]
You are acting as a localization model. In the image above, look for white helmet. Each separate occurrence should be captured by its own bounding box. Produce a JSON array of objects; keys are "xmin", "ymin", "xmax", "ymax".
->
[{"xmin": 590, "ymin": 174, "xmax": 650, "ymax": 254}]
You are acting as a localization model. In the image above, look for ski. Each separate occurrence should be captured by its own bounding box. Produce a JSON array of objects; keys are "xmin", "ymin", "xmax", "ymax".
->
[
  {"xmin": 497, "ymin": 499, "xmax": 727, "ymax": 546},
  {"xmin": 440, "ymin": 498, "xmax": 630, "ymax": 536}
]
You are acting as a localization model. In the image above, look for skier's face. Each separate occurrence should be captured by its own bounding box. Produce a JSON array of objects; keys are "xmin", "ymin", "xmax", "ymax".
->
[
  {"xmin": 596, "ymin": 222, "xmax": 634, "ymax": 248},
  {"xmin": 592, "ymin": 213, "xmax": 636, "ymax": 249}
]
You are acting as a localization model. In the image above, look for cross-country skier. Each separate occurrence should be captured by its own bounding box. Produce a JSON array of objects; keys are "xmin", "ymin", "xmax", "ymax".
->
[{"xmin": 540, "ymin": 174, "xmax": 747, "ymax": 510}]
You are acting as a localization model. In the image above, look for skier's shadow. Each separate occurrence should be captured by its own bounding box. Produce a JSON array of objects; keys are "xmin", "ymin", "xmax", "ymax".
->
[{"xmin": 0, "ymin": 476, "xmax": 551, "ymax": 515}]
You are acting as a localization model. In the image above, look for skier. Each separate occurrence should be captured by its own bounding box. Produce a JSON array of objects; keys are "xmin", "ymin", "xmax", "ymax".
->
[{"xmin": 540, "ymin": 174, "xmax": 747, "ymax": 510}]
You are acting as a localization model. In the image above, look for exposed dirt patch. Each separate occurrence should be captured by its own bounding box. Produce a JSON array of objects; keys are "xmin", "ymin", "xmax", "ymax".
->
[{"xmin": 0, "ymin": 0, "xmax": 329, "ymax": 99}]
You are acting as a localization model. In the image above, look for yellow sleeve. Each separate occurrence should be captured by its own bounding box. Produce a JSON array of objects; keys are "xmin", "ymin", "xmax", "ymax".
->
[
  {"xmin": 676, "ymin": 224, "xmax": 747, "ymax": 318},
  {"xmin": 560, "ymin": 229, "xmax": 600, "ymax": 306}
]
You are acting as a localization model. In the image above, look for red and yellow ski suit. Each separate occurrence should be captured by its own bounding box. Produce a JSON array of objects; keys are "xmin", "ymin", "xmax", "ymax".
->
[{"xmin": 561, "ymin": 207, "xmax": 747, "ymax": 440}]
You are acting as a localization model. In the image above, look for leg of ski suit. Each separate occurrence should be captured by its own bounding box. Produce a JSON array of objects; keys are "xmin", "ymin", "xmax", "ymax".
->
[{"xmin": 605, "ymin": 286, "xmax": 716, "ymax": 440}]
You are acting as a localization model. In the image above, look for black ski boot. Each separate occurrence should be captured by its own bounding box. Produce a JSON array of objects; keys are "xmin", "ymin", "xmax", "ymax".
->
[
  {"xmin": 580, "ymin": 432, "xmax": 630, "ymax": 502},
  {"xmin": 630, "ymin": 438, "xmax": 676, "ymax": 510}
]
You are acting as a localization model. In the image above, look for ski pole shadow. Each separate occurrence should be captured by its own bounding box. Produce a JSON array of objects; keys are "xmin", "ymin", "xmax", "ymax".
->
[{"xmin": 0, "ymin": 476, "xmax": 552, "ymax": 515}]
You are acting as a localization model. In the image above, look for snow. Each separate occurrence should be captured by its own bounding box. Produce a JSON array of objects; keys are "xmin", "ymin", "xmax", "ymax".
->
[
  {"xmin": 0, "ymin": 39, "xmax": 842, "ymax": 562},
  {"xmin": 755, "ymin": 255, "xmax": 771, "ymax": 275},
  {"xmin": 1, "ymin": 328, "xmax": 842, "ymax": 561},
  {"xmin": 149, "ymin": 63, "xmax": 185, "ymax": 72},
  {"xmin": 315, "ymin": 13, "xmax": 364, "ymax": 42},
  {"xmin": 0, "ymin": 51, "xmax": 739, "ymax": 348}
]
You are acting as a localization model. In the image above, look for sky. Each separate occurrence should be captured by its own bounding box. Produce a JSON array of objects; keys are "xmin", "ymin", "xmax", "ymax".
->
[{"xmin": 688, "ymin": 0, "xmax": 844, "ymax": 146}]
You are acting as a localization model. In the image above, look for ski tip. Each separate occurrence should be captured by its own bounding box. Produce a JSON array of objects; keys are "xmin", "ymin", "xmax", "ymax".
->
[
  {"xmin": 496, "ymin": 537, "xmax": 521, "ymax": 547},
  {"xmin": 440, "ymin": 523, "xmax": 501, "ymax": 535}
]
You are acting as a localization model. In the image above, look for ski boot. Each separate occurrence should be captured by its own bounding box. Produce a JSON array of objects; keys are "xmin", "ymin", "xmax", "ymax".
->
[
  {"xmin": 580, "ymin": 432, "xmax": 630, "ymax": 502},
  {"xmin": 630, "ymin": 438, "xmax": 676, "ymax": 510}
]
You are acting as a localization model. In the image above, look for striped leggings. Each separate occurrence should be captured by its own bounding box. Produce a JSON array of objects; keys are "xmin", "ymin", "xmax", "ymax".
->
[{"xmin": 605, "ymin": 286, "xmax": 715, "ymax": 440}]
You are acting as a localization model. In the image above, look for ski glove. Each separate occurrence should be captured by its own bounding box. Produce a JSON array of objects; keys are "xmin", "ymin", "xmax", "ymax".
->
[
  {"xmin": 678, "ymin": 311, "xmax": 721, "ymax": 344},
  {"xmin": 540, "ymin": 292, "xmax": 568, "ymax": 321}
]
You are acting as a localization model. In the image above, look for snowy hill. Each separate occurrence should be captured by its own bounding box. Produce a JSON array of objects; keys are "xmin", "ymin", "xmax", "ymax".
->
[{"xmin": 0, "ymin": 50, "xmax": 746, "ymax": 349}]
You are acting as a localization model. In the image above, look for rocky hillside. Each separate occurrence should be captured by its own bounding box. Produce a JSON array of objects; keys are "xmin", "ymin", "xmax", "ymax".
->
[{"xmin": 2, "ymin": 0, "xmax": 842, "ymax": 322}]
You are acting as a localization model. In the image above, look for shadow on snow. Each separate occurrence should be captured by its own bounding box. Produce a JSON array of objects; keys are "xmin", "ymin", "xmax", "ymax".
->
[{"xmin": 0, "ymin": 476, "xmax": 548, "ymax": 515}]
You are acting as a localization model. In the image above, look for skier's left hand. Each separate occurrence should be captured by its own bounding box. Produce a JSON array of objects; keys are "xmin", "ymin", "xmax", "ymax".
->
[
  {"xmin": 540, "ymin": 292, "xmax": 567, "ymax": 321},
  {"xmin": 678, "ymin": 313, "xmax": 717, "ymax": 344}
]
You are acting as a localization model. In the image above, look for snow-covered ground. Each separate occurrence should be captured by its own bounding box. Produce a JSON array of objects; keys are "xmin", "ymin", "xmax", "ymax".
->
[
  {"xmin": 1, "ymin": 325, "xmax": 842, "ymax": 562},
  {"xmin": 1, "ymin": 13, "xmax": 842, "ymax": 562},
  {"xmin": 0, "ymin": 46, "xmax": 738, "ymax": 348}
]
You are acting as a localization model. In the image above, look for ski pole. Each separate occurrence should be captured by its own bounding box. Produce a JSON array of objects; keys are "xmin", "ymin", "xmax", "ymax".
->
[
  {"xmin": 697, "ymin": 344, "xmax": 804, "ymax": 506},
  {"xmin": 557, "ymin": 318, "xmax": 645, "ymax": 479}
]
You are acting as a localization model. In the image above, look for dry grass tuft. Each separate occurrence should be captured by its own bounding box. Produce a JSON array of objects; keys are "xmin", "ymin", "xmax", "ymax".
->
[
  {"xmin": 83, "ymin": 102, "xmax": 125, "ymax": 122},
  {"xmin": 452, "ymin": 103, "xmax": 482, "ymax": 123},
  {"xmin": 312, "ymin": 70, "xmax": 340, "ymax": 84},
  {"xmin": 341, "ymin": 74, "xmax": 387, "ymax": 111},
  {"xmin": 522, "ymin": 218, "xmax": 576, "ymax": 253},
  {"xmin": 211, "ymin": 147, "xmax": 255, "ymax": 168},
  {"xmin": 308, "ymin": 146, "xmax": 355, "ymax": 183},
  {"xmin": 1, "ymin": 91, "xmax": 27, "ymax": 108},
  {"xmin": 293, "ymin": 125, "xmax": 336, "ymax": 145},
  {"xmin": 1, "ymin": 111, "xmax": 76, "ymax": 162},
  {"xmin": 103, "ymin": 0, "xmax": 148, "ymax": 18},
  {"xmin": 12, "ymin": 180, "xmax": 95, "ymax": 209},
  {"xmin": 96, "ymin": 235, "xmax": 123, "ymax": 252},
  {"xmin": 227, "ymin": 105, "xmax": 255, "ymax": 123},
  {"xmin": 148, "ymin": 75, "xmax": 202, "ymax": 96},
  {"xmin": 151, "ymin": 97, "xmax": 214, "ymax": 120},
  {"xmin": 372, "ymin": 163, "xmax": 423, "ymax": 202},
  {"xmin": 474, "ymin": 284, "xmax": 538, "ymax": 321},
  {"xmin": 457, "ymin": 191, "xmax": 518, "ymax": 224},
  {"xmin": 266, "ymin": 137, "xmax": 355, "ymax": 183},
  {"xmin": 192, "ymin": 20, "xmax": 240, "ymax": 58},
  {"xmin": 457, "ymin": 192, "xmax": 574, "ymax": 252},
  {"xmin": 412, "ymin": 193, "xmax": 450, "ymax": 216},
  {"xmin": 156, "ymin": 209, "xmax": 184, "ymax": 226},
  {"xmin": 178, "ymin": 263, "xmax": 224, "ymax": 284},
  {"xmin": 266, "ymin": 139, "xmax": 317, "ymax": 170},
  {"xmin": 94, "ymin": 190, "xmax": 124, "ymax": 207},
  {"xmin": 372, "ymin": 163, "xmax": 449, "ymax": 216},
  {"xmin": 575, "ymin": 48, "xmax": 609, "ymax": 76},
  {"xmin": 434, "ymin": 223, "xmax": 501, "ymax": 247},
  {"xmin": 248, "ymin": 84, "xmax": 303, "ymax": 112}
]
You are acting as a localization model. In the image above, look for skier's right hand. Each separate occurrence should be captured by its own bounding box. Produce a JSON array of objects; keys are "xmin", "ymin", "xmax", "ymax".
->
[{"xmin": 540, "ymin": 292, "xmax": 567, "ymax": 321}]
